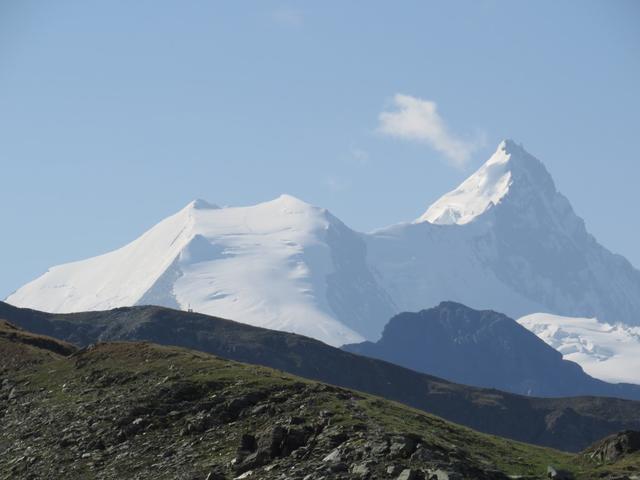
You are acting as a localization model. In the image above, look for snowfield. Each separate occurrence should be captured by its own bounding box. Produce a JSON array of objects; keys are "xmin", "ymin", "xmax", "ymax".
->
[{"xmin": 518, "ymin": 313, "xmax": 640, "ymax": 384}]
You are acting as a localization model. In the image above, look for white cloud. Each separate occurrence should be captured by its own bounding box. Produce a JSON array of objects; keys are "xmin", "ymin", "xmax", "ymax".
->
[
  {"xmin": 272, "ymin": 8, "xmax": 303, "ymax": 28},
  {"xmin": 378, "ymin": 94, "xmax": 482, "ymax": 168}
]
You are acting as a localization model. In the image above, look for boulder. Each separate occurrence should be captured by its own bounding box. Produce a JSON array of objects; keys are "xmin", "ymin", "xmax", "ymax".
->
[
  {"xmin": 397, "ymin": 468, "xmax": 424, "ymax": 480},
  {"xmin": 390, "ymin": 434, "xmax": 420, "ymax": 458},
  {"xmin": 583, "ymin": 430, "xmax": 640, "ymax": 463},
  {"xmin": 322, "ymin": 448, "xmax": 342, "ymax": 463},
  {"xmin": 547, "ymin": 465, "xmax": 573, "ymax": 480}
]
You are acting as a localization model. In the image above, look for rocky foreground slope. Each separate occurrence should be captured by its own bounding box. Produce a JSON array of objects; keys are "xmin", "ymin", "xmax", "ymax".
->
[
  {"xmin": 1, "ymin": 321, "xmax": 639, "ymax": 480},
  {"xmin": 3, "ymin": 301, "xmax": 640, "ymax": 453}
]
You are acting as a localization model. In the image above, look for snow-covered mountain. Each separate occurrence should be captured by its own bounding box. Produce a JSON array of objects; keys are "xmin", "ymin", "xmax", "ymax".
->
[
  {"xmin": 7, "ymin": 140, "xmax": 640, "ymax": 351},
  {"xmin": 518, "ymin": 312, "xmax": 640, "ymax": 385},
  {"xmin": 6, "ymin": 195, "xmax": 395, "ymax": 346},
  {"xmin": 368, "ymin": 140, "xmax": 640, "ymax": 327}
]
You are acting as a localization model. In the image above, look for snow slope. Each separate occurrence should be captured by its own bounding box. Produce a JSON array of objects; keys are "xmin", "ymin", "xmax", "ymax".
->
[
  {"xmin": 417, "ymin": 140, "xmax": 514, "ymax": 225},
  {"xmin": 7, "ymin": 195, "xmax": 395, "ymax": 346},
  {"xmin": 7, "ymin": 140, "xmax": 640, "ymax": 357},
  {"xmin": 518, "ymin": 313, "xmax": 640, "ymax": 384}
]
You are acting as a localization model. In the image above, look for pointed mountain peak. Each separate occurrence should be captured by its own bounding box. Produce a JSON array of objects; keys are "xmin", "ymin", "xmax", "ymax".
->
[
  {"xmin": 498, "ymin": 138, "xmax": 524, "ymax": 154},
  {"xmin": 491, "ymin": 139, "xmax": 547, "ymax": 171},
  {"xmin": 416, "ymin": 140, "xmax": 556, "ymax": 225},
  {"xmin": 187, "ymin": 198, "xmax": 220, "ymax": 210}
]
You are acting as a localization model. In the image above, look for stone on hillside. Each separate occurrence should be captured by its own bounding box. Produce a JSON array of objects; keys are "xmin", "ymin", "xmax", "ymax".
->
[
  {"xmin": 238, "ymin": 434, "xmax": 257, "ymax": 454},
  {"xmin": 281, "ymin": 427, "xmax": 309, "ymax": 455},
  {"xmin": 260, "ymin": 425, "xmax": 287, "ymax": 457},
  {"xmin": 547, "ymin": 465, "xmax": 573, "ymax": 480},
  {"xmin": 390, "ymin": 434, "xmax": 420, "ymax": 458},
  {"xmin": 351, "ymin": 461, "xmax": 376, "ymax": 478},
  {"xmin": 427, "ymin": 469, "xmax": 451, "ymax": 480},
  {"xmin": 322, "ymin": 448, "xmax": 342, "ymax": 463},
  {"xmin": 397, "ymin": 468, "xmax": 424, "ymax": 480},
  {"xmin": 410, "ymin": 445, "xmax": 438, "ymax": 463},
  {"xmin": 236, "ymin": 450, "xmax": 271, "ymax": 474},
  {"xmin": 583, "ymin": 430, "xmax": 640, "ymax": 463},
  {"xmin": 328, "ymin": 461, "xmax": 348, "ymax": 473},
  {"xmin": 387, "ymin": 465, "xmax": 402, "ymax": 475}
]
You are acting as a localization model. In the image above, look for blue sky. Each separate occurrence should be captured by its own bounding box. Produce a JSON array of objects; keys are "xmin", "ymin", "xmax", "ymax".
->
[{"xmin": 1, "ymin": 0, "xmax": 639, "ymax": 299}]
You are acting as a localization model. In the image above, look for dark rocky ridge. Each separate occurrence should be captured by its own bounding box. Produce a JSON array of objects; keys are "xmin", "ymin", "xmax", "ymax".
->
[
  {"xmin": 342, "ymin": 302, "xmax": 640, "ymax": 399},
  {"xmin": 2, "ymin": 301, "xmax": 640, "ymax": 453}
]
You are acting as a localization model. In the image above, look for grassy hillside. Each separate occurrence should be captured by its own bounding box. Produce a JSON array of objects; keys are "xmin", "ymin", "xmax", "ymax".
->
[
  {"xmin": 3, "ymin": 301, "xmax": 640, "ymax": 453},
  {"xmin": 2, "ymin": 326, "xmax": 638, "ymax": 479},
  {"xmin": 0, "ymin": 319, "xmax": 76, "ymax": 367}
]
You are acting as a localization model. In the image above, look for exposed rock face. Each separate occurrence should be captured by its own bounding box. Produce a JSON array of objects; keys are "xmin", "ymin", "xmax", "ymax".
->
[{"xmin": 583, "ymin": 430, "xmax": 640, "ymax": 463}]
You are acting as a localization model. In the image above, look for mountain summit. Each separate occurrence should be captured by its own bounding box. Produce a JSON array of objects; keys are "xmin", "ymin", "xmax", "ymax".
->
[
  {"xmin": 417, "ymin": 139, "xmax": 555, "ymax": 225},
  {"xmin": 7, "ymin": 195, "xmax": 394, "ymax": 346},
  {"xmin": 7, "ymin": 141, "xmax": 640, "ymax": 349},
  {"xmin": 367, "ymin": 140, "xmax": 640, "ymax": 330}
]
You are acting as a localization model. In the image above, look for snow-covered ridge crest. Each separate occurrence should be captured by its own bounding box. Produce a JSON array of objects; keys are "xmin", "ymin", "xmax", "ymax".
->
[
  {"xmin": 7, "ymin": 193, "xmax": 395, "ymax": 346},
  {"xmin": 416, "ymin": 139, "xmax": 553, "ymax": 225},
  {"xmin": 7, "ymin": 200, "xmax": 200, "ymax": 314}
]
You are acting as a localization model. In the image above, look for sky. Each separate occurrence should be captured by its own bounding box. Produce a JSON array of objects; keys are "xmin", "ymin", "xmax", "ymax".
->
[{"xmin": 0, "ymin": 0, "xmax": 639, "ymax": 299}]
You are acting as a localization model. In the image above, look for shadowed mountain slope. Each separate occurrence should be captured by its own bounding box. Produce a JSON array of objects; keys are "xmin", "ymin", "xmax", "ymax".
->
[
  {"xmin": 342, "ymin": 302, "xmax": 640, "ymax": 400},
  {"xmin": 2, "ymin": 301, "xmax": 640, "ymax": 453}
]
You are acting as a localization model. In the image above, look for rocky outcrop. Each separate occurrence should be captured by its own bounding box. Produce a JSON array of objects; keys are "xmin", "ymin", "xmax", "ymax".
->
[{"xmin": 583, "ymin": 430, "xmax": 640, "ymax": 463}]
